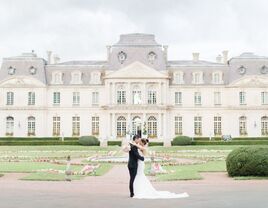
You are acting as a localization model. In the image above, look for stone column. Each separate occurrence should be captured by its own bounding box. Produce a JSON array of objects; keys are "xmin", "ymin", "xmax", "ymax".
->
[
  {"xmin": 163, "ymin": 112, "xmax": 171, "ymax": 147},
  {"xmin": 111, "ymin": 113, "xmax": 116, "ymax": 140},
  {"xmin": 142, "ymin": 82, "xmax": 146, "ymax": 105}
]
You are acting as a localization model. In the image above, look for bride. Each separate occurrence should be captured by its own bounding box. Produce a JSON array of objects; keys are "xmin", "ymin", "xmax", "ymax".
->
[{"xmin": 130, "ymin": 138, "xmax": 189, "ymax": 199}]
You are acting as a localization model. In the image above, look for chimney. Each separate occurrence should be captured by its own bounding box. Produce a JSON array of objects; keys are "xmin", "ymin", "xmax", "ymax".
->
[
  {"xmin": 53, "ymin": 54, "xmax": 60, "ymax": 64},
  {"xmin": 106, "ymin": 45, "xmax": 111, "ymax": 61},
  {"xmin": 47, "ymin": 51, "xmax": 52, "ymax": 64},
  {"xmin": 222, "ymin": 50, "xmax": 228, "ymax": 64},
  {"xmin": 192, "ymin": 52, "xmax": 199, "ymax": 62},
  {"xmin": 216, "ymin": 54, "xmax": 222, "ymax": 63},
  {"xmin": 163, "ymin": 45, "xmax": 168, "ymax": 62}
]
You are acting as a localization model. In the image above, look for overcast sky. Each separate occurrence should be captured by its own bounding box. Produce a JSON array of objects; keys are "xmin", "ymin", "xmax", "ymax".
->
[{"xmin": 0, "ymin": 0, "xmax": 268, "ymax": 63}]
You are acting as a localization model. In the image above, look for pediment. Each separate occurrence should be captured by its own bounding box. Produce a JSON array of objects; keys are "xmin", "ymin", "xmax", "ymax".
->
[
  {"xmin": 105, "ymin": 61, "xmax": 168, "ymax": 79},
  {"xmin": 0, "ymin": 76, "xmax": 46, "ymax": 87},
  {"xmin": 229, "ymin": 75, "xmax": 268, "ymax": 87}
]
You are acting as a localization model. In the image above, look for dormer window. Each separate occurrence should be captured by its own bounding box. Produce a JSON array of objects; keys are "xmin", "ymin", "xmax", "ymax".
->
[
  {"xmin": 192, "ymin": 72, "xmax": 203, "ymax": 84},
  {"xmin": 52, "ymin": 72, "xmax": 63, "ymax": 84},
  {"xmin": 8, "ymin": 66, "xmax": 16, "ymax": 75},
  {"xmin": 90, "ymin": 72, "xmax": 101, "ymax": 84},
  {"xmin": 237, "ymin": 65, "xmax": 246, "ymax": 75},
  {"xmin": 71, "ymin": 71, "xmax": 82, "ymax": 84},
  {"xmin": 212, "ymin": 71, "xmax": 223, "ymax": 84},
  {"xmin": 173, "ymin": 71, "xmax": 184, "ymax": 84},
  {"xmin": 29, "ymin": 66, "xmax": 37, "ymax": 75}
]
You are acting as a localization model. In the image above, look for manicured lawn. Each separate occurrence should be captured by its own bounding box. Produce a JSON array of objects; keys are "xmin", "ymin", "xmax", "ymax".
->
[{"xmin": 151, "ymin": 161, "xmax": 226, "ymax": 181}]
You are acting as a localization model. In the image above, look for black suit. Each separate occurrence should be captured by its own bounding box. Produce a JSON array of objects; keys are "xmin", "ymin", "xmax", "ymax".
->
[{"xmin": 128, "ymin": 144, "xmax": 144, "ymax": 197}]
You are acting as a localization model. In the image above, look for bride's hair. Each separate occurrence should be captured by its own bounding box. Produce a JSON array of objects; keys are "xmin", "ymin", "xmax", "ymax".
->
[{"xmin": 141, "ymin": 138, "xmax": 149, "ymax": 146}]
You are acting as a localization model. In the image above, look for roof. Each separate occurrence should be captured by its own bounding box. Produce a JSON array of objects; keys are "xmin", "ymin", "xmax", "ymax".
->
[
  {"xmin": 57, "ymin": 60, "xmax": 107, "ymax": 66},
  {"xmin": 167, "ymin": 60, "xmax": 225, "ymax": 67},
  {"xmin": 114, "ymin": 33, "xmax": 161, "ymax": 46}
]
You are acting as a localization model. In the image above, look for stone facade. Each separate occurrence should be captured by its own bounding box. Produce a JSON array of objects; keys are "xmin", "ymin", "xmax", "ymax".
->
[{"xmin": 0, "ymin": 33, "xmax": 268, "ymax": 143}]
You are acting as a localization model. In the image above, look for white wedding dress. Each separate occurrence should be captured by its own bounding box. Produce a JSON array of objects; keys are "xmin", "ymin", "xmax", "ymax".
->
[{"xmin": 133, "ymin": 151, "xmax": 189, "ymax": 199}]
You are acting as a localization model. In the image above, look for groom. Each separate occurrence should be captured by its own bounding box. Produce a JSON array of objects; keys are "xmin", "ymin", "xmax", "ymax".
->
[{"xmin": 128, "ymin": 135, "xmax": 144, "ymax": 198}]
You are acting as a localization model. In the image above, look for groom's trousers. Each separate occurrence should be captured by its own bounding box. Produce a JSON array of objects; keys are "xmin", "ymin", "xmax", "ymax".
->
[{"xmin": 128, "ymin": 167, "xmax": 137, "ymax": 196}]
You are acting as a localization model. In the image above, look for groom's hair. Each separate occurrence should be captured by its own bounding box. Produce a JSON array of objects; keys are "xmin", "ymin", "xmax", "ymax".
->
[{"xmin": 132, "ymin": 135, "xmax": 140, "ymax": 141}]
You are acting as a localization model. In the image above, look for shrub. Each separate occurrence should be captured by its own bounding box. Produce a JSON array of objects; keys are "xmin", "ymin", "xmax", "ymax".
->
[
  {"xmin": 172, "ymin": 136, "xmax": 192, "ymax": 146},
  {"xmin": 78, "ymin": 136, "xmax": 100, "ymax": 146},
  {"xmin": 192, "ymin": 140, "xmax": 268, "ymax": 145},
  {"xmin": 108, "ymin": 141, "xmax": 122, "ymax": 146},
  {"xmin": 226, "ymin": 146, "xmax": 268, "ymax": 177},
  {"xmin": 148, "ymin": 142, "xmax": 164, "ymax": 147}
]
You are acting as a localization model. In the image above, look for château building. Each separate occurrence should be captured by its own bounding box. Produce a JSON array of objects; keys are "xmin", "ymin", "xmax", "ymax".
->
[{"xmin": 0, "ymin": 33, "xmax": 268, "ymax": 144}]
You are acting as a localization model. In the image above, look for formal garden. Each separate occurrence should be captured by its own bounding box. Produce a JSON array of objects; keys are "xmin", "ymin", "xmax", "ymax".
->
[{"xmin": 0, "ymin": 136, "xmax": 267, "ymax": 181}]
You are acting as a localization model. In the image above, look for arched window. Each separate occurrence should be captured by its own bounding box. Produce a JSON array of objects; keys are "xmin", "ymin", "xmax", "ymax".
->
[
  {"xmin": 72, "ymin": 116, "xmax": 80, "ymax": 136},
  {"xmin": 194, "ymin": 116, "xmax": 202, "ymax": 136},
  {"xmin": 147, "ymin": 116, "xmax": 157, "ymax": 138},
  {"xmin": 117, "ymin": 116, "xmax": 126, "ymax": 137},
  {"xmin": 261, "ymin": 116, "xmax": 268, "ymax": 136},
  {"xmin": 239, "ymin": 116, "xmax": 247, "ymax": 136},
  {"xmin": 28, "ymin": 116, "xmax": 36, "ymax": 136},
  {"xmin": 117, "ymin": 85, "xmax": 126, "ymax": 104},
  {"xmin": 132, "ymin": 85, "xmax": 142, "ymax": 104},
  {"xmin": 6, "ymin": 116, "xmax": 14, "ymax": 136},
  {"xmin": 132, "ymin": 116, "xmax": 142, "ymax": 136}
]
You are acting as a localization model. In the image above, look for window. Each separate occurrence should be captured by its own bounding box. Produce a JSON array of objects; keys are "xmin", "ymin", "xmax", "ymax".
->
[
  {"xmin": 174, "ymin": 72, "xmax": 184, "ymax": 84},
  {"xmin": 117, "ymin": 116, "xmax": 127, "ymax": 137},
  {"xmin": 92, "ymin": 92, "xmax": 99, "ymax": 105},
  {"xmin": 53, "ymin": 92, "xmax": 60, "ymax": 105},
  {"xmin": 6, "ymin": 116, "xmax": 14, "ymax": 136},
  {"xmin": 71, "ymin": 72, "xmax": 82, "ymax": 84},
  {"xmin": 148, "ymin": 90, "xmax": 157, "ymax": 104},
  {"xmin": 147, "ymin": 116, "xmax": 157, "ymax": 138},
  {"xmin": 72, "ymin": 116, "xmax": 80, "ymax": 136},
  {"xmin": 261, "ymin": 92, "xmax": 268, "ymax": 105},
  {"xmin": 7, "ymin": 92, "xmax": 14, "ymax": 105},
  {"xmin": 175, "ymin": 116, "xmax": 182, "ymax": 135},
  {"xmin": 28, "ymin": 92, "xmax": 35, "ymax": 105},
  {"xmin": 239, "ymin": 91, "xmax": 246, "ymax": 105},
  {"xmin": 175, "ymin": 92, "xmax": 182, "ymax": 105},
  {"xmin": 192, "ymin": 72, "xmax": 203, "ymax": 84},
  {"xmin": 194, "ymin": 116, "xmax": 202, "ymax": 136},
  {"xmin": 132, "ymin": 86, "xmax": 142, "ymax": 104},
  {"xmin": 53, "ymin": 72, "xmax": 63, "ymax": 84},
  {"xmin": 214, "ymin": 92, "xmax": 221, "ymax": 105},
  {"xmin": 261, "ymin": 116, "xmax": 268, "ymax": 136},
  {"xmin": 132, "ymin": 116, "xmax": 142, "ymax": 135},
  {"xmin": 92, "ymin": 116, "xmax": 99, "ymax": 136},
  {"xmin": 194, "ymin": 92, "xmax": 201, "ymax": 105},
  {"xmin": 52, "ymin": 116, "xmax": 61, "ymax": 136},
  {"xmin": 239, "ymin": 116, "xmax": 247, "ymax": 136},
  {"xmin": 28, "ymin": 116, "xmax": 36, "ymax": 136},
  {"xmin": 73, "ymin": 92, "xmax": 80, "ymax": 106},
  {"xmin": 117, "ymin": 86, "xmax": 126, "ymax": 104},
  {"xmin": 212, "ymin": 72, "xmax": 222, "ymax": 84},
  {"xmin": 214, "ymin": 116, "xmax": 222, "ymax": 136},
  {"xmin": 91, "ymin": 72, "xmax": 100, "ymax": 84}
]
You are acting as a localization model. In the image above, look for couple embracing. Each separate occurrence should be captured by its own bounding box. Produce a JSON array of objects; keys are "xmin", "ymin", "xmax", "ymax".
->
[{"xmin": 127, "ymin": 135, "xmax": 189, "ymax": 199}]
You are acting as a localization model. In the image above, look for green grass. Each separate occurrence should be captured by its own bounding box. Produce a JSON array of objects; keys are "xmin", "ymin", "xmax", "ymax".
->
[
  {"xmin": 94, "ymin": 163, "xmax": 113, "ymax": 176},
  {"xmin": 0, "ymin": 174, "xmax": 3, "ymax": 177},
  {"xmin": 154, "ymin": 161, "xmax": 226, "ymax": 181}
]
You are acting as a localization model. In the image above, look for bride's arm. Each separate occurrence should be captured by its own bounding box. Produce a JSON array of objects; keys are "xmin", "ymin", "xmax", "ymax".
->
[{"xmin": 130, "ymin": 142, "xmax": 146, "ymax": 151}]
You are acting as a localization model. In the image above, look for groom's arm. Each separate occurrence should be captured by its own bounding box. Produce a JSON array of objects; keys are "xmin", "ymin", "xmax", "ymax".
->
[{"xmin": 132, "ymin": 146, "xmax": 144, "ymax": 161}]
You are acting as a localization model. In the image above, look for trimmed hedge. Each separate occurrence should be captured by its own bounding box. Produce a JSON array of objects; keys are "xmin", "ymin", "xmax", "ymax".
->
[
  {"xmin": 148, "ymin": 142, "xmax": 164, "ymax": 147},
  {"xmin": 226, "ymin": 146, "xmax": 268, "ymax": 177},
  {"xmin": 78, "ymin": 136, "xmax": 100, "ymax": 146},
  {"xmin": 108, "ymin": 141, "xmax": 122, "ymax": 146},
  {"xmin": 172, "ymin": 136, "xmax": 192, "ymax": 146}
]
